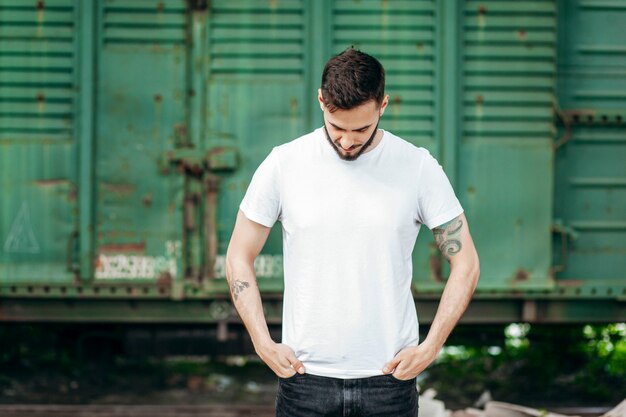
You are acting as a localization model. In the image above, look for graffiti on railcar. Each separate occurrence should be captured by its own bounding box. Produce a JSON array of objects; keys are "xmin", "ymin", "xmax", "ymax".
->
[{"xmin": 95, "ymin": 240, "xmax": 181, "ymax": 280}]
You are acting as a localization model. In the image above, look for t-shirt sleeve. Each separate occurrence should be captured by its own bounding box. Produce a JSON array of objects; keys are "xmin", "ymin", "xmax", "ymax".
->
[
  {"xmin": 239, "ymin": 147, "xmax": 282, "ymax": 228},
  {"xmin": 415, "ymin": 149, "xmax": 464, "ymax": 230}
]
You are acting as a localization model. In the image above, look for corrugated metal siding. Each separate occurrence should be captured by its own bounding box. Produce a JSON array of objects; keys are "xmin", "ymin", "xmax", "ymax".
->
[
  {"xmin": 102, "ymin": 0, "xmax": 187, "ymax": 45},
  {"xmin": 93, "ymin": 0, "xmax": 187, "ymax": 280},
  {"xmin": 459, "ymin": 0, "xmax": 557, "ymax": 290},
  {"xmin": 0, "ymin": 0, "xmax": 78, "ymax": 283},
  {"xmin": 332, "ymin": 0, "xmax": 437, "ymax": 147},
  {"xmin": 208, "ymin": 0, "xmax": 305, "ymax": 77},
  {"xmin": 554, "ymin": 0, "xmax": 626, "ymax": 293},
  {"xmin": 0, "ymin": 0, "xmax": 76, "ymax": 141}
]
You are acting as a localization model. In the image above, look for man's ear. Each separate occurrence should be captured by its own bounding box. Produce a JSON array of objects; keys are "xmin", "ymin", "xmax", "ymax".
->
[
  {"xmin": 317, "ymin": 88, "xmax": 325, "ymax": 111},
  {"xmin": 378, "ymin": 94, "xmax": 390, "ymax": 116}
]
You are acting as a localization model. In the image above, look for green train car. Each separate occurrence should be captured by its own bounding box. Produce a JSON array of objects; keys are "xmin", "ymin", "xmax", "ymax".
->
[{"xmin": 0, "ymin": 0, "xmax": 624, "ymax": 325}]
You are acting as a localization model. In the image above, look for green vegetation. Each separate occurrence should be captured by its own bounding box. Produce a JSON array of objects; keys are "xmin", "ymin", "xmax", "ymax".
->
[{"xmin": 423, "ymin": 323, "xmax": 626, "ymax": 408}]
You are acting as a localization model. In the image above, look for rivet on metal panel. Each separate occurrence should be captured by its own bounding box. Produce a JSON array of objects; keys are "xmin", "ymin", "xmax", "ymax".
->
[{"xmin": 154, "ymin": 94, "xmax": 162, "ymax": 102}]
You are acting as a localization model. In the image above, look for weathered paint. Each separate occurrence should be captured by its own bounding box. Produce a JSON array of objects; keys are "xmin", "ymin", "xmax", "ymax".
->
[{"xmin": 0, "ymin": 0, "xmax": 623, "ymax": 323}]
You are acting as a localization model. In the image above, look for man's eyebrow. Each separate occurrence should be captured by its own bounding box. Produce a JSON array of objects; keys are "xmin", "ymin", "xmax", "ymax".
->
[{"xmin": 329, "ymin": 122, "xmax": 371, "ymax": 131}]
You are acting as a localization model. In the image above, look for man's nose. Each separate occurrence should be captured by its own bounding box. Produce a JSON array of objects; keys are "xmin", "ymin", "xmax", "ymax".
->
[{"xmin": 338, "ymin": 135, "xmax": 355, "ymax": 150}]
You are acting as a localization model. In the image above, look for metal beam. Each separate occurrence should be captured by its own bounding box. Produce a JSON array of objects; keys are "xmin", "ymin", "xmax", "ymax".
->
[{"xmin": 0, "ymin": 298, "xmax": 623, "ymax": 324}]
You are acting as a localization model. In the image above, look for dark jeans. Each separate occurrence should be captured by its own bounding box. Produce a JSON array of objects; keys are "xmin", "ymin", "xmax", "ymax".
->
[{"xmin": 275, "ymin": 372, "xmax": 418, "ymax": 416}]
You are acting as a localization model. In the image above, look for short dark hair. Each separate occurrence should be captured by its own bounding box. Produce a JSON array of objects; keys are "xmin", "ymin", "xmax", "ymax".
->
[{"xmin": 320, "ymin": 48, "xmax": 385, "ymax": 112}]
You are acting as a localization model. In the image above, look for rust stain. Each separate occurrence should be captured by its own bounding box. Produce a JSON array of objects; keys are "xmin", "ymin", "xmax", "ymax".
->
[
  {"xmin": 557, "ymin": 279, "xmax": 584, "ymax": 287},
  {"xmin": 518, "ymin": 28, "xmax": 527, "ymax": 41},
  {"xmin": 514, "ymin": 268, "xmax": 529, "ymax": 281},
  {"xmin": 100, "ymin": 182, "xmax": 136, "ymax": 195},
  {"xmin": 415, "ymin": 43, "xmax": 425, "ymax": 54},
  {"xmin": 156, "ymin": 272, "xmax": 173, "ymax": 288},
  {"xmin": 290, "ymin": 98, "xmax": 298, "ymax": 114},
  {"xmin": 36, "ymin": 1, "xmax": 44, "ymax": 35},
  {"xmin": 156, "ymin": 1, "xmax": 165, "ymax": 12},
  {"xmin": 99, "ymin": 242, "xmax": 146, "ymax": 253},
  {"xmin": 105, "ymin": 230, "xmax": 136, "ymax": 240},
  {"xmin": 143, "ymin": 193, "xmax": 153, "ymax": 207},
  {"xmin": 34, "ymin": 179, "xmax": 68, "ymax": 187},
  {"xmin": 478, "ymin": 5, "xmax": 487, "ymax": 28}
]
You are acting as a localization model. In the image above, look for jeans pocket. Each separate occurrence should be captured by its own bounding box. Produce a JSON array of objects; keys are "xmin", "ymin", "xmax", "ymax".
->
[
  {"xmin": 389, "ymin": 374, "xmax": 415, "ymax": 384},
  {"xmin": 278, "ymin": 371, "xmax": 299, "ymax": 381}
]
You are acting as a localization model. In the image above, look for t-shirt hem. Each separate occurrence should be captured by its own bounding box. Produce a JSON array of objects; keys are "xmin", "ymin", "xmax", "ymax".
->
[
  {"xmin": 302, "ymin": 365, "xmax": 386, "ymax": 379},
  {"xmin": 239, "ymin": 202, "xmax": 275, "ymax": 228},
  {"xmin": 424, "ymin": 205, "xmax": 464, "ymax": 230}
]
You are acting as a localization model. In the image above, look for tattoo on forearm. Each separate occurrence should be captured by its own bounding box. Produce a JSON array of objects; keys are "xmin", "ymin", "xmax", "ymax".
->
[
  {"xmin": 230, "ymin": 279, "xmax": 250, "ymax": 301},
  {"xmin": 433, "ymin": 216, "xmax": 463, "ymax": 259}
]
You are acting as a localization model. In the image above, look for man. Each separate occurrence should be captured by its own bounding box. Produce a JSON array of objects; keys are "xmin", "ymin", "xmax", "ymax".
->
[{"xmin": 226, "ymin": 48, "xmax": 480, "ymax": 416}]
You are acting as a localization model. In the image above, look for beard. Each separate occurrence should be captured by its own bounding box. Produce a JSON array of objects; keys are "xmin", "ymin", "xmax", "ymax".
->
[{"xmin": 322, "ymin": 119, "xmax": 380, "ymax": 162}]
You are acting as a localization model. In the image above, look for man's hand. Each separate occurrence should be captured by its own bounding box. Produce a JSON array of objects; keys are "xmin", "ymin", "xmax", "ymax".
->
[
  {"xmin": 382, "ymin": 342, "xmax": 439, "ymax": 380},
  {"xmin": 256, "ymin": 341, "xmax": 306, "ymax": 378}
]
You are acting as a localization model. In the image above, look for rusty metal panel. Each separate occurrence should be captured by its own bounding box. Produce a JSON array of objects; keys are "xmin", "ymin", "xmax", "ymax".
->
[
  {"xmin": 206, "ymin": 0, "xmax": 308, "ymax": 284},
  {"xmin": 92, "ymin": 0, "xmax": 187, "ymax": 284},
  {"xmin": 554, "ymin": 0, "xmax": 626, "ymax": 295},
  {"xmin": 0, "ymin": 0, "xmax": 78, "ymax": 283},
  {"xmin": 458, "ymin": 0, "xmax": 557, "ymax": 291}
]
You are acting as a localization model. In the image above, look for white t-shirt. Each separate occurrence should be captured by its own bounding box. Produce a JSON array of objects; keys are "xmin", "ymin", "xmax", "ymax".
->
[{"xmin": 239, "ymin": 127, "xmax": 464, "ymax": 379}]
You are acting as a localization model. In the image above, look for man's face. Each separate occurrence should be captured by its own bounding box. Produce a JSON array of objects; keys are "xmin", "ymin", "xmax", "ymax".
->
[{"xmin": 319, "ymin": 92, "xmax": 388, "ymax": 162}]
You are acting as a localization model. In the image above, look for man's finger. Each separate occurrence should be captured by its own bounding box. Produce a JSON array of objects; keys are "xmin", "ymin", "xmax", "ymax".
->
[
  {"xmin": 287, "ymin": 352, "xmax": 306, "ymax": 373},
  {"xmin": 383, "ymin": 357, "xmax": 401, "ymax": 373}
]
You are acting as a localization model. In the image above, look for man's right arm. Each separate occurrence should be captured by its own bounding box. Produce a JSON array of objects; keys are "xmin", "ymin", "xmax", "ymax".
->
[{"xmin": 225, "ymin": 209, "xmax": 305, "ymax": 376}]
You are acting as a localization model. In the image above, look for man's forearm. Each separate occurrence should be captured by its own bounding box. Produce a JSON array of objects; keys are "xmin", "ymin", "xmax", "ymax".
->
[
  {"xmin": 225, "ymin": 257, "xmax": 273, "ymax": 350},
  {"xmin": 423, "ymin": 264, "xmax": 479, "ymax": 352}
]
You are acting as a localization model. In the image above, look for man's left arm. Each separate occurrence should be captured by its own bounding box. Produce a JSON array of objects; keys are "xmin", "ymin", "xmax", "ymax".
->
[{"xmin": 383, "ymin": 212, "xmax": 480, "ymax": 379}]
